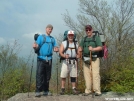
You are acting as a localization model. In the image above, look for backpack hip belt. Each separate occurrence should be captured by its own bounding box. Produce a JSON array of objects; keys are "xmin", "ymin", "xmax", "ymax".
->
[
  {"xmin": 38, "ymin": 54, "xmax": 52, "ymax": 61},
  {"xmin": 62, "ymin": 57, "xmax": 77, "ymax": 64},
  {"xmin": 83, "ymin": 55, "xmax": 97, "ymax": 61},
  {"xmin": 37, "ymin": 57, "xmax": 52, "ymax": 65}
]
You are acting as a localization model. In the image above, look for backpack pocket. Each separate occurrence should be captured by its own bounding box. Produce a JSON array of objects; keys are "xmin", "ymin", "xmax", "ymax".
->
[{"xmin": 83, "ymin": 57, "xmax": 90, "ymax": 64}]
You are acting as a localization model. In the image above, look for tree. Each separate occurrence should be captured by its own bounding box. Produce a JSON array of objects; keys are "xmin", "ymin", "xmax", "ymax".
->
[
  {"xmin": 62, "ymin": 0, "xmax": 134, "ymax": 92},
  {"xmin": 0, "ymin": 41, "xmax": 33, "ymax": 100}
]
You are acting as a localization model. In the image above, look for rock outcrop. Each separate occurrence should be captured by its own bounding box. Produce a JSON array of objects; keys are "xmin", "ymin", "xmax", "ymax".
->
[{"xmin": 7, "ymin": 92, "xmax": 134, "ymax": 101}]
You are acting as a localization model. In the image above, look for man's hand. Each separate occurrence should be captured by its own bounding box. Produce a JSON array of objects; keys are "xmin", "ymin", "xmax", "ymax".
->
[
  {"xmin": 33, "ymin": 42, "xmax": 38, "ymax": 49},
  {"xmin": 78, "ymin": 47, "xmax": 83, "ymax": 52},
  {"xmin": 64, "ymin": 54, "xmax": 69, "ymax": 59},
  {"xmin": 89, "ymin": 46, "xmax": 94, "ymax": 51},
  {"xmin": 76, "ymin": 54, "xmax": 80, "ymax": 59},
  {"xmin": 77, "ymin": 47, "xmax": 83, "ymax": 58},
  {"xmin": 54, "ymin": 47, "xmax": 59, "ymax": 52}
]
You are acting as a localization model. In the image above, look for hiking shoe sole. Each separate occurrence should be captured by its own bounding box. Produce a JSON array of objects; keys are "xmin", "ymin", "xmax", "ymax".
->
[
  {"xmin": 95, "ymin": 93, "xmax": 101, "ymax": 96},
  {"xmin": 82, "ymin": 93, "xmax": 91, "ymax": 96},
  {"xmin": 35, "ymin": 92, "xmax": 41, "ymax": 97}
]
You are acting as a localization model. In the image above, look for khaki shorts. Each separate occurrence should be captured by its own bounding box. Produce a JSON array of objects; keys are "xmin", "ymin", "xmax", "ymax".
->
[{"xmin": 60, "ymin": 60, "xmax": 77, "ymax": 78}]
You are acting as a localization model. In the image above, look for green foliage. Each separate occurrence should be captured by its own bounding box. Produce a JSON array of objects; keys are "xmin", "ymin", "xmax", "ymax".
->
[
  {"xmin": 100, "ymin": 53, "xmax": 134, "ymax": 93},
  {"xmin": 1, "ymin": 69, "xmax": 24, "ymax": 96},
  {"xmin": 0, "ymin": 41, "xmax": 35, "ymax": 100},
  {"xmin": 62, "ymin": 0, "xmax": 134, "ymax": 94},
  {"xmin": 110, "ymin": 68, "xmax": 134, "ymax": 93},
  {"xmin": 0, "ymin": 65, "xmax": 31, "ymax": 100},
  {"xmin": 101, "ymin": 71, "xmax": 111, "ymax": 92}
]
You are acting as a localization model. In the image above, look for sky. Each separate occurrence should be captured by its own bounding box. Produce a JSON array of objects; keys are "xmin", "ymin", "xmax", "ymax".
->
[{"xmin": 0, "ymin": 0, "xmax": 79, "ymax": 58}]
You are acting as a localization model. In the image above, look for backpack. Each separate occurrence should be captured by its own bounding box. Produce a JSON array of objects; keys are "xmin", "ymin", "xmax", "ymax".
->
[
  {"xmin": 60, "ymin": 30, "xmax": 78, "ymax": 62},
  {"xmin": 34, "ymin": 33, "xmax": 54, "ymax": 55},
  {"xmin": 63, "ymin": 30, "xmax": 77, "ymax": 41},
  {"xmin": 83, "ymin": 31, "xmax": 107, "ymax": 58}
]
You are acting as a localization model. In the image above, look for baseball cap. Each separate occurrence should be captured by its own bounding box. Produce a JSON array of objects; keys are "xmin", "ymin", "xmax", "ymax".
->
[
  {"xmin": 67, "ymin": 30, "xmax": 74, "ymax": 35},
  {"xmin": 85, "ymin": 25, "xmax": 92, "ymax": 30},
  {"xmin": 46, "ymin": 24, "xmax": 53, "ymax": 29}
]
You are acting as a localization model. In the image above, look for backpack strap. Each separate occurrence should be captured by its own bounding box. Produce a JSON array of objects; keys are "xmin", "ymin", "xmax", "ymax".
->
[
  {"xmin": 83, "ymin": 35, "xmax": 96, "ymax": 47},
  {"xmin": 37, "ymin": 35, "xmax": 54, "ymax": 56},
  {"xmin": 60, "ymin": 41, "xmax": 69, "ymax": 62},
  {"xmin": 41, "ymin": 35, "xmax": 46, "ymax": 46},
  {"xmin": 92, "ymin": 35, "xmax": 97, "ymax": 46},
  {"xmin": 42, "ymin": 35, "xmax": 54, "ymax": 45},
  {"xmin": 60, "ymin": 40, "xmax": 78, "ymax": 62},
  {"xmin": 63, "ymin": 40, "xmax": 77, "ymax": 54},
  {"xmin": 82, "ymin": 35, "xmax": 97, "ymax": 57},
  {"xmin": 63, "ymin": 40, "xmax": 69, "ymax": 54},
  {"xmin": 49, "ymin": 36, "xmax": 54, "ymax": 46},
  {"xmin": 74, "ymin": 41, "xmax": 77, "ymax": 54}
]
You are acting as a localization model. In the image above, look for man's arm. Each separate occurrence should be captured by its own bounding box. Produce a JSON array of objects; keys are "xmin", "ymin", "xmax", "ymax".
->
[
  {"xmin": 59, "ymin": 43, "xmax": 69, "ymax": 58},
  {"xmin": 77, "ymin": 39, "xmax": 84, "ymax": 58},
  {"xmin": 33, "ymin": 35, "xmax": 42, "ymax": 49},
  {"xmin": 77, "ymin": 46, "xmax": 83, "ymax": 58},
  {"xmin": 89, "ymin": 46, "xmax": 102, "ymax": 52},
  {"xmin": 53, "ymin": 38, "xmax": 59, "ymax": 52},
  {"xmin": 89, "ymin": 36, "xmax": 102, "ymax": 51}
]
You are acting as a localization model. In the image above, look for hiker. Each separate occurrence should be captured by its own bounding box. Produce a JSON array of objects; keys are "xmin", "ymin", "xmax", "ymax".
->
[
  {"xmin": 78, "ymin": 25, "xmax": 102, "ymax": 96},
  {"xmin": 33, "ymin": 24, "xmax": 58, "ymax": 97},
  {"xmin": 59, "ymin": 30, "xmax": 80, "ymax": 95}
]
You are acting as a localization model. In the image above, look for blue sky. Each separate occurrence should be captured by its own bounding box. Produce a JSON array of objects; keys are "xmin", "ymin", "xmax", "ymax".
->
[{"xmin": 0, "ymin": 0, "xmax": 79, "ymax": 57}]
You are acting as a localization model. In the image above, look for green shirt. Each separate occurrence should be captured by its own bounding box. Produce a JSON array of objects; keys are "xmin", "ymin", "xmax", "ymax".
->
[{"xmin": 80, "ymin": 35, "xmax": 102, "ymax": 56}]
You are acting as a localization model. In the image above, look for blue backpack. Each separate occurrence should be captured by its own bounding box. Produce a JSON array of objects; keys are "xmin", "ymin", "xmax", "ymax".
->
[{"xmin": 34, "ymin": 33, "xmax": 54, "ymax": 55}]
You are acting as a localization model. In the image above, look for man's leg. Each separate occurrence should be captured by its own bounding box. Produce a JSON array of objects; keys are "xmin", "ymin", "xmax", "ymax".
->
[
  {"xmin": 60, "ymin": 60, "xmax": 68, "ymax": 95},
  {"xmin": 83, "ymin": 63, "xmax": 92, "ymax": 94},
  {"xmin": 60, "ymin": 78, "xmax": 66, "ymax": 95},
  {"xmin": 71, "ymin": 77, "xmax": 80, "ymax": 95},
  {"xmin": 70, "ymin": 62, "xmax": 80, "ymax": 95},
  {"xmin": 43, "ymin": 60, "xmax": 52, "ymax": 96},
  {"xmin": 71, "ymin": 78, "xmax": 76, "ymax": 89},
  {"xmin": 92, "ymin": 58, "xmax": 101, "ymax": 95},
  {"xmin": 35, "ymin": 59, "xmax": 44, "ymax": 97},
  {"xmin": 61, "ymin": 78, "xmax": 66, "ymax": 88}
]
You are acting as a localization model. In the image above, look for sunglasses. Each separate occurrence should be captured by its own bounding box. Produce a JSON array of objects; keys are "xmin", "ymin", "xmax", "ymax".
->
[
  {"xmin": 86, "ymin": 28, "xmax": 92, "ymax": 32},
  {"xmin": 68, "ymin": 34, "xmax": 74, "ymax": 36}
]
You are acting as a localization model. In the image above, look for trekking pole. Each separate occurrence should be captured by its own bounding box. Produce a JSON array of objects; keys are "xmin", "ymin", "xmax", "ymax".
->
[
  {"xmin": 90, "ymin": 51, "xmax": 94, "ymax": 98},
  {"xmin": 56, "ymin": 52, "xmax": 59, "ymax": 95},
  {"xmin": 76, "ymin": 58, "xmax": 78, "ymax": 88},
  {"xmin": 28, "ymin": 53, "xmax": 35, "ymax": 97},
  {"xmin": 80, "ymin": 51, "xmax": 83, "ymax": 92},
  {"xmin": 66, "ymin": 54, "xmax": 70, "ymax": 94}
]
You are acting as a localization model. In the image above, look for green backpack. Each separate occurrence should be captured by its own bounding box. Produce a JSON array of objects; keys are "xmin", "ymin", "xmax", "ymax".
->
[
  {"xmin": 83, "ymin": 31, "xmax": 106, "ymax": 58},
  {"xmin": 63, "ymin": 30, "xmax": 77, "ymax": 41},
  {"xmin": 60, "ymin": 30, "xmax": 77, "ymax": 62}
]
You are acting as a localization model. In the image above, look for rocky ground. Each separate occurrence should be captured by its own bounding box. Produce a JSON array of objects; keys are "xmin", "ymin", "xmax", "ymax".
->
[{"xmin": 7, "ymin": 92, "xmax": 134, "ymax": 101}]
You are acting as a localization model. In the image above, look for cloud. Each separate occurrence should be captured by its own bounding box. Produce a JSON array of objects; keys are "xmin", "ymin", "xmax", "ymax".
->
[
  {"xmin": 0, "ymin": 0, "xmax": 79, "ymax": 57},
  {"xmin": 22, "ymin": 33, "xmax": 36, "ymax": 40},
  {"xmin": 0, "ymin": 37, "xmax": 6, "ymax": 44}
]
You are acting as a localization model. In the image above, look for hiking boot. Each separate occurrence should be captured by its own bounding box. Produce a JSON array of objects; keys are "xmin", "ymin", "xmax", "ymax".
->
[
  {"xmin": 82, "ymin": 93, "xmax": 91, "ymax": 96},
  {"xmin": 72, "ymin": 88, "xmax": 80, "ymax": 95},
  {"xmin": 95, "ymin": 92, "xmax": 101, "ymax": 96},
  {"xmin": 43, "ymin": 91, "xmax": 52, "ymax": 96},
  {"xmin": 35, "ymin": 92, "xmax": 41, "ymax": 97},
  {"xmin": 60, "ymin": 88, "xmax": 65, "ymax": 95}
]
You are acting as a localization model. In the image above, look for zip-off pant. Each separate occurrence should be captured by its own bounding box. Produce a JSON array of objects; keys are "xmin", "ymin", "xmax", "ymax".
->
[
  {"xmin": 60, "ymin": 60, "xmax": 77, "ymax": 78},
  {"xmin": 83, "ymin": 58, "xmax": 101, "ymax": 94},
  {"xmin": 35, "ymin": 59, "xmax": 52, "ymax": 92}
]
